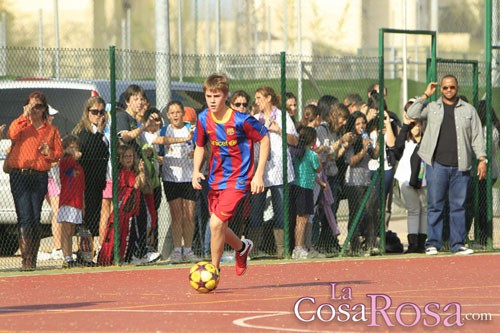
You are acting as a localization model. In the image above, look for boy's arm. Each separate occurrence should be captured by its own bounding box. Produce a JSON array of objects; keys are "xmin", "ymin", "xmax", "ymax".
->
[
  {"xmin": 192, "ymin": 145, "xmax": 206, "ymax": 190},
  {"xmin": 251, "ymin": 135, "xmax": 270, "ymax": 194}
]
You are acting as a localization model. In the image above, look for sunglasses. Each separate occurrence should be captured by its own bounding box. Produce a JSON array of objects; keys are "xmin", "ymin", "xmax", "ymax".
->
[
  {"xmin": 89, "ymin": 109, "xmax": 106, "ymax": 116},
  {"xmin": 234, "ymin": 102, "xmax": 248, "ymax": 108},
  {"xmin": 33, "ymin": 103, "xmax": 46, "ymax": 110},
  {"xmin": 442, "ymin": 86, "xmax": 456, "ymax": 91}
]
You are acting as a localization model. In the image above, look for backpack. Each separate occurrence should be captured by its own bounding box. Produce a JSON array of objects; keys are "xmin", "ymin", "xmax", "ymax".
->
[
  {"xmin": 77, "ymin": 227, "xmax": 94, "ymax": 263},
  {"xmin": 385, "ymin": 230, "xmax": 404, "ymax": 253}
]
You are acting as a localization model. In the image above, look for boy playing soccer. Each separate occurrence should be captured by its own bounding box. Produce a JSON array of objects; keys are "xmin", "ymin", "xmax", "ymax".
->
[{"xmin": 192, "ymin": 73, "xmax": 270, "ymax": 275}]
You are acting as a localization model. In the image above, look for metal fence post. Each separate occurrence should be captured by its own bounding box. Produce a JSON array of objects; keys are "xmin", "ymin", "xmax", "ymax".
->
[
  {"xmin": 109, "ymin": 45, "xmax": 120, "ymax": 265},
  {"xmin": 280, "ymin": 51, "xmax": 290, "ymax": 258}
]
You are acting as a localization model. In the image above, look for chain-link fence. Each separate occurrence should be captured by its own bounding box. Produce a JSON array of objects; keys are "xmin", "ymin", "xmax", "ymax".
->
[{"xmin": 0, "ymin": 45, "xmax": 499, "ymax": 272}]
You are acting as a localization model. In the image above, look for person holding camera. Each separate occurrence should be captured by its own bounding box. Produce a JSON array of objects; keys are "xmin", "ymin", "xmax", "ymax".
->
[{"xmin": 7, "ymin": 91, "xmax": 64, "ymax": 271}]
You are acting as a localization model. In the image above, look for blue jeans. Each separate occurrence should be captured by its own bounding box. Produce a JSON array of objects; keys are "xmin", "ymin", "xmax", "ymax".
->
[
  {"xmin": 249, "ymin": 185, "xmax": 285, "ymax": 228},
  {"xmin": 426, "ymin": 162, "xmax": 470, "ymax": 252},
  {"xmin": 10, "ymin": 170, "xmax": 48, "ymax": 230}
]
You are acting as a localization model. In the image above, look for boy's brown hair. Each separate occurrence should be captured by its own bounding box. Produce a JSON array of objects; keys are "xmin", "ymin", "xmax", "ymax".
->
[
  {"xmin": 62, "ymin": 134, "xmax": 79, "ymax": 150},
  {"xmin": 203, "ymin": 73, "xmax": 229, "ymax": 95}
]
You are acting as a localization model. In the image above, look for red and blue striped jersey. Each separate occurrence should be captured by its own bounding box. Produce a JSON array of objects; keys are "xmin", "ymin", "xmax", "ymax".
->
[{"xmin": 194, "ymin": 108, "xmax": 268, "ymax": 191}]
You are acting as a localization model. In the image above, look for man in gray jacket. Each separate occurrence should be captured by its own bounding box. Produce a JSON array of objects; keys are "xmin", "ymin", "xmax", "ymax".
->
[{"xmin": 407, "ymin": 74, "xmax": 487, "ymax": 255}]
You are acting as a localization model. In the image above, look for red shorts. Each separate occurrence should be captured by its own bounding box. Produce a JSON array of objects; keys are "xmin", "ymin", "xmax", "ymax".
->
[{"xmin": 208, "ymin": 189, "xmax": 247, "ymax": 223}]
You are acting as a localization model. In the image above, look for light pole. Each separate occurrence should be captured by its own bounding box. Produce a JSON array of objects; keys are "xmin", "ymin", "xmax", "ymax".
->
[{"xmin": 53, "ymin": 0, "xmax": 60, "ymax": 78}]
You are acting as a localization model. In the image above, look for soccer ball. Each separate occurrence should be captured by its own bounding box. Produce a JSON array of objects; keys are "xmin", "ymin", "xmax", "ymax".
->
[{"xmin": 189, "ymin": 261, "xmax": 220, "ymax": 293}]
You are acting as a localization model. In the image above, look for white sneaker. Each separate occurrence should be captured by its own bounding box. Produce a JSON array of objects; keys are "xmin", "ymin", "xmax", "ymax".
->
[
  {"xmin": 453, "ymin": 246, "xmax": 473, "ymax": 255},
  {"xmin": 143, "ymin": 251, "xmax": 161, "ymax": 263},
  {"xmin": 292, "ymin": 247, "xmax": 309, "ymax": 259},
  {"xmin": 51, "ymin": 249, "xmax": 64, "ymax": 260},
  {"xmin": 182, "ymin": 249, "xmax": 198, "ymax": 262},
  {"xmin": 426, "ymin": 246, "xmax": 438, "ymax": 255}
]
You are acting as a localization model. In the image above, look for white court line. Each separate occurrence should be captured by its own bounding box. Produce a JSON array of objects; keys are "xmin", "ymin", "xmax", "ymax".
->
[
  {"xmin": 232, "ymin": 308, "xmax": 500, "ymax": 332},
  {"xmin": 233, "ymin": 312, "xmax": 338, "ymax": 333}
]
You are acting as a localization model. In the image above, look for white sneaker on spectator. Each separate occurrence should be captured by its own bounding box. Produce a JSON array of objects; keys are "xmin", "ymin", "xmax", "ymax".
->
[
  {"xmin": 143, "ymin": 251, "xmax": 161, "ymax": 263},
  {"xmin": 183, "ymin": 249, "xmax": 198, "ymax": 262},
  {"xmin": 51, "ymin": 249, "xmax": 64, "ymax": 260},
  {"xmin": 292, "ymin": 247, "xmax": 309, "ymax": 259},
  {"xmin": 169, "ymin": 249, "xmax": 183, "ymax": 263},
  {"xmin": 426, "ymin": 246, "xmax": 438, "ymax": 255},
  {"xmin": 453, "ymin": 246, "xmax": 473, "ymax": 255}
]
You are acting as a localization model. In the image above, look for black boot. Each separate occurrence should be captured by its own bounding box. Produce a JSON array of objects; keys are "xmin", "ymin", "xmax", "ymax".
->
[
  {"xmin": 417, "ymin": 234, "xmax": 427, "ymax": 253},
  {"xmin": 30, "ymin": 226, "xmax": 41, "ymax": 270},
  {"xmin": 405, "ymin": 234, "xmax": 419, "ymax": 253},
  {"xmin": 19, "ymin": 227, "xmax": 35, "ymax": 271}
]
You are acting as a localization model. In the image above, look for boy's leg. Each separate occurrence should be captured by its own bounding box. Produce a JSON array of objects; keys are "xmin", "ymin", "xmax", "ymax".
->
[
  {"xmin": 210, "ymin": 214, "xmax": 226, "ymax": 268},
  {"xmin": 225, "ymin": 226, "xmax": 243, "ymax": 251},
  {"xmin": 210, "ymin": 214, "xmax": 253, "ymax": 275},
  {"xmin": 209, "ymin": 189, "xmax": 252, "ymax": 275}
]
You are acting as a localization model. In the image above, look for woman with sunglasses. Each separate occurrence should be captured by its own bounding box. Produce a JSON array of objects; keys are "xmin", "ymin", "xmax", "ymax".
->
[
  {"xmin": 230, "ymin": 90, "xmax": 251, "ymax": 113},
  {"xmin": 72, "ymin": 96, "xmax": 109, "ymax": 264},
  {"xmin": 7, "ymin": 91, "xmax": 64, "ymax": 271}
]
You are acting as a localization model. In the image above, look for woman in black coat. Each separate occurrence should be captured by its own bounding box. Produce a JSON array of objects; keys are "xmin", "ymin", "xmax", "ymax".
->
[{"xmin": 72, "ymin": 96, "xmax": 109, "ymax": 250}]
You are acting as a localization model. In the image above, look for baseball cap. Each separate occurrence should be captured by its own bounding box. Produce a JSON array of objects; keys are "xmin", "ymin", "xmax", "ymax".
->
[
  {"xmin": 404, "ymin": 97, "xmax": 418, "ymax": 112},
  {"xmin": 48, "ymin": 105, "xmax": 59, "ymax": 116}
]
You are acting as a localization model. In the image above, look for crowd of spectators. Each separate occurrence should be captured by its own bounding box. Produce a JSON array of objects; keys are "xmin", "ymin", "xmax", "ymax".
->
[{"xmin": 4, "ymin": 73, "xmax": 499, "ymax": 270}]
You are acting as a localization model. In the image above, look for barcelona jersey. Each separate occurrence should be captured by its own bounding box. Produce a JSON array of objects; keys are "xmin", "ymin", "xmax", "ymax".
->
[{"xmin": 195, "ymin": 108, "xmax": 268, "ymax": 191}]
